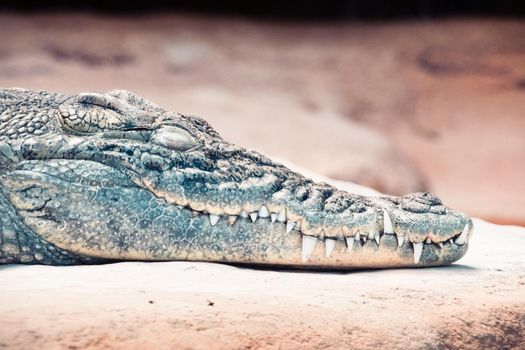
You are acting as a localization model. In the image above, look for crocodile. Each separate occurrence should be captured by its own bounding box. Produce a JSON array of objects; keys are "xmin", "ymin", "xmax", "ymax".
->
[{"xmin": 0, "ymin": 88, "xmax": 473, "ymax": 268}]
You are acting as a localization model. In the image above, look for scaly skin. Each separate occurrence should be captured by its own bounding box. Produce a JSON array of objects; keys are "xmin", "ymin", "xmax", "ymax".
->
[{"xmin": 0, "ymin": 88, "xmax": 473, "ymax": 268}]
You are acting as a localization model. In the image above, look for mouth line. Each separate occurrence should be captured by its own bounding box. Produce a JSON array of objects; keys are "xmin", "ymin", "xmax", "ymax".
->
[{"xmin": 157, "ymin": 197, "xmax": 471, "ymax": 265}]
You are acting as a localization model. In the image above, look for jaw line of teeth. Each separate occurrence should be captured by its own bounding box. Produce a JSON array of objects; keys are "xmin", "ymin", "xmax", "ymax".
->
[{"xmin": 178, "ymin": 204, "xmax": 470, "ymax": 264}]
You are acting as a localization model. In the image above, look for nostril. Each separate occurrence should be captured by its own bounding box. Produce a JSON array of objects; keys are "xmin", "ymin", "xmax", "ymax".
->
[
  {"xmin": 403, "ymin": 192, "xmax": 442, "ymax": 206},
  {"xmin": 400, "ymin": 198, "xmax": 430, "ymax": 213},
  {"xmin": 399, "ymin": 192, "xmax": 444, "ymax": 213}
]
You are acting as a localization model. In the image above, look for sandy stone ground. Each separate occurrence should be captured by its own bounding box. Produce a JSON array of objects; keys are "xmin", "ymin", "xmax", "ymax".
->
[
  {"xmin": 0, "ymin": 168, "xmax": 524, "ymax": 350},
  {"xmin": 0, "ymin": 14, "xmax": 524, "ymax": 223}
]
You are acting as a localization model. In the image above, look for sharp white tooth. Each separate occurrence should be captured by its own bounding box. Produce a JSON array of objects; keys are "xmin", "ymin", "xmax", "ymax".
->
[
  {"xmin": 354, "ymin": 232, "xmax": 360, "ymax": 242},
  {"xmin": 209, "ymin": 214, "xmax": 220, "ymax": 226},
  {"xmin": 318, "ymin": 229, "xmax": 325, "ymax": 240},
  {"xmin": 302, "ymin": 235, "xmax": 317, "ymax": 262},
  {"xmin": 362, "ymin": 235, "xmax": 367, "ymax": 242},
  {"xmin": 413, "ymin": 242, "xmax": 423, "ymax": 264},
  {"xmin": 258, "ymin": 205, "xmax": 270, "ymax": 218},
  {"xmin": 438, "ymin": 242, "xmax": 443, "ymax": 249},
  {"xmin": 286, "ymin": 221, "xmax": 296, "ymax": 233},
  {"xmin": 295, "ymin": 221, "xmax": 302, "ymax": 231},
  {"xmin": 249, "ymin": 212, "xmax": 258, "ymax": 222},
  {"xmin": 277, "ymin": 208, "xmax": 287, "ymax": 223},
  {"xmin": 240, "ymin": 211, "xmax": 249, "ymax": 219},
  {"xmin": 373, "ymin": 231, "xmax": 380, "ymax": 245},
  {"xmin": 383, "ymin": 209, "xmax": 394, "ymax": 234},
  {"xmin": 454, "ymin": 223, "xmax": 469, "ymax": 245},
  {"xmin": 177, "ymin": 205, "xmax": 184, "ymax": 209},
  {"xmin": 346, "ymin": 237, "xmax": 354, "ymax": 252},
  {"xmin": 425, "ymin": 237, "xmax": 432, "ymax": 244},
  {"xmin": 228, "ymin": 215, "xmax": 237, "ymax": 225},
  {"xmin": 325, "ymin": 239, "xmax": 336, "ymax": 257},
  {"xmin": 396, "ymin": 234, "xmax": 404, "ymax": 247},
  {"xmin": 368, "ymin": 231, "xmax": 375, "ymax": 240},
  {"xmin": 191, "ymin": 210, "xmax": 199, "ymax": 218},
  {"xmin": 270, "ymin": 213, "xmax": 278, "ymax": 223},
  {"xmin": 449, "ymin": 238, "xmax": 454, "ymax": 244}
]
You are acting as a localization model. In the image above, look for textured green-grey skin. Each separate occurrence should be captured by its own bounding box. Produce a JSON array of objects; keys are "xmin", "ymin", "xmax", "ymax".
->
[{"xmin": 0, "ymin": 88, "xmax": 472, "ymax": 269}]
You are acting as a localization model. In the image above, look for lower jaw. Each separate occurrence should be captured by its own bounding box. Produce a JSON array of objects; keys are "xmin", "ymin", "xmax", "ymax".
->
[
  {"xmin": 176, "ymin": 234, "xmax": 468, "ymax": 270},
  {"xmin": 111, "ymin": 215, "xmax": 468, "ymax": 270}
]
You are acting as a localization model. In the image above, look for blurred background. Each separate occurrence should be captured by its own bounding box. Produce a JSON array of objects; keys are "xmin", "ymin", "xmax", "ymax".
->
[{"xmin": 0, "ymin": 1, "xmax": 524, "ymax": 224}]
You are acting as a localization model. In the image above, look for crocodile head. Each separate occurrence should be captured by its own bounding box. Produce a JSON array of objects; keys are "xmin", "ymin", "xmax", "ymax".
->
[{"xmin": 0, "ymin": 88, "xmax": 473, "ymax": 268}]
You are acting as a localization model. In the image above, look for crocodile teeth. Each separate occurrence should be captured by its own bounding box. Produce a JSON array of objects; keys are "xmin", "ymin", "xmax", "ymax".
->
[
  {"xmin": 228, "ymin": 215, "xmax": 237, "ymax": 225},
  {"xmin": 454, "ymin": 224, "xmax": 469, "ymax": 245},
  {"xmin": 368, "ymin": 231, "xmax": 375, "ymax": 240},
  {"xmin": 438, "ymin": 242, "xmax": 444, "ymax": 249},
  {"xmin": 383, "ymin": 210, "xmax": 394, "ymax": 234},
  {"xmin": 354, "ymin": 232, "xmax": 361, "ymax": 242},
  {"xmin": 277, "ymin": 208, "xmax": 287, "ymax": 223},
  {"xmin": 396, "ymin": 234, "xmax": 404, "ymax": 247},
  {"xmin": 413, "ymin": 242, "xmax": 423, "ymax": 264},
  {"xmin": 240, "ymin": 211, "xmax": 249, "ymax": 219},
  {"xmin": 209, "ymin": 214, "xmax": 220, "ymax": 226},
  {"xmin": 250, "ymin": 212, "xmax": 258, "ymax": 222},
  {"xmin": 325, "ymin": 239, "xmax": 336, "ymax": 257},
  {"xmin": 374, "ymin": 232, "xmax": 380, "ymax": 245},
  {"xmin": 302, "ymin": 235, "xmax": 317, "ymax": 262},
  {"xmin": 258, "ymin": 205, "xmax": 270, "ymax": 218},
  {"xmin": 270, "ymin": 213, "xmax": 278, "ymax": 223},
  {"xmin": 425, "ymin": 237, "xmax": 432, "ymax": 244},
  {"xmin": 176, "ymin": 205, "xmax": 184, "ymax": 209},
  {"xmin": 286, "ymin": 221, "xmax": 296, "ymax": 233},
  {"xmin": 346, "ymin": 237, "xmax": 354, "ymax": 252}
]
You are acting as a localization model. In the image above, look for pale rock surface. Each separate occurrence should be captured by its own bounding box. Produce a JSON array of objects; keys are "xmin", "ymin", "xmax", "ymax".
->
[{"xmin": 0, "ymin": 165, "xmax": 523, "ymax": 350}]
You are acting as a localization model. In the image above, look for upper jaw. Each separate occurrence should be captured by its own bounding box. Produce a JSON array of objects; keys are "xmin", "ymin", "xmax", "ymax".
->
[
  {"xmin": 20, "ymin": 127, "xmax": 473, "ymax": 249},
  {"xmin": 144, "ymin": 167, "xmax": 473, "ymax": 249},
  {"xmin": 131, "ymin": 138, "xmax": 473, "ymax": 249},
  {"xmin": 20, "ymin": 128, "xmax": 473, "ymax": 239}
]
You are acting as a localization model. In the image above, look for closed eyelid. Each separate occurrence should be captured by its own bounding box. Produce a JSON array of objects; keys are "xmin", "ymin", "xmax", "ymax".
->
[
  {"xmin": 153, "ymin": 126, "xmax": 199, "ymax": 151},
  {"xmin": 77, "ymin": 93, "xmax": 134, "ymax": 113}
]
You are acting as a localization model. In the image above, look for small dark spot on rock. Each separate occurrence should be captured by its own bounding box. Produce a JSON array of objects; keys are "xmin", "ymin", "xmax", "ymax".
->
[
  {"xmin": 207, "ymin": 299, "xmax": 215, "ymax": 306},
  {"xmin": 515, "ymin": 78, "xmax": 525, "ymax": 90},
  {"xmin": 302, "ymin": 98, "xmax": 320, "ymax": 112},
  {"xmin": 148, "ymin": 300, "xmax": 154, "ymax": 304}
]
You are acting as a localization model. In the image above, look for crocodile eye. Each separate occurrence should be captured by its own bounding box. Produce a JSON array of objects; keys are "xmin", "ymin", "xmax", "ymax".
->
[
  {"xmin": 57, "ymin": 92, "xmax": 198, "ymax": 151},
  {"xmin": 153, "ymin": 126, "xmax": 198, "ymax": 151},
  {"xmin": 58, "ymin": 93, "xmax": 135, "ymax": 133}
]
